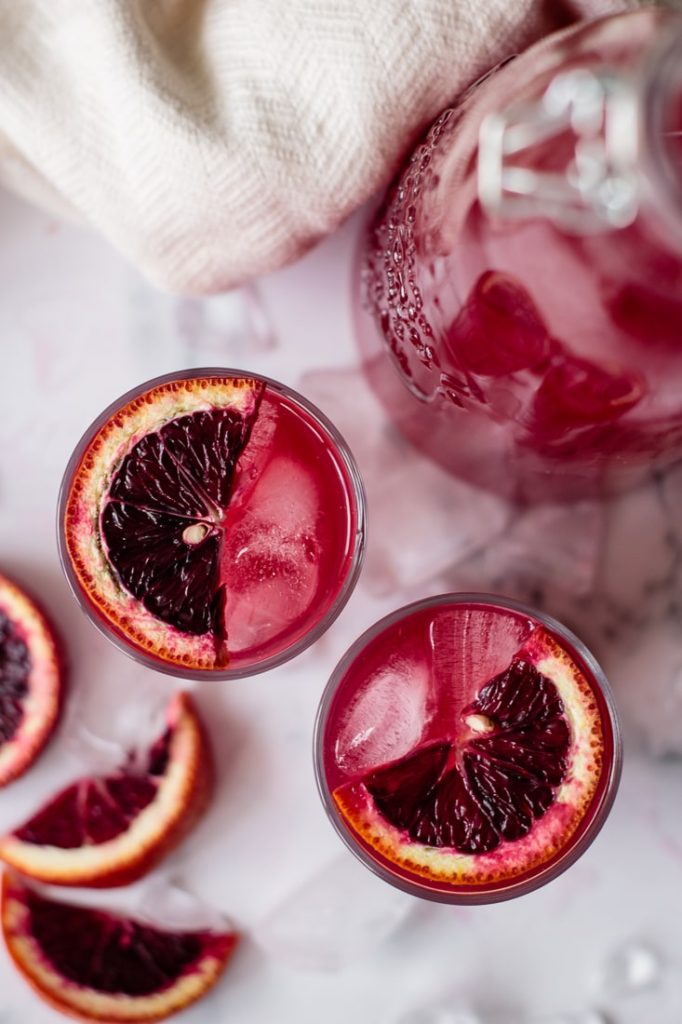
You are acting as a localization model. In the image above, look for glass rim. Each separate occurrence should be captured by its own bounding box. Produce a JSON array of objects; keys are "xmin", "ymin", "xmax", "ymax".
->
[
  {"xmin": 313, "ymin": 591, "xmax": 623, "ymax": 905},
  {"xmin": 56, "ymin": 366, "xmax": 367, "ymax": 681}
]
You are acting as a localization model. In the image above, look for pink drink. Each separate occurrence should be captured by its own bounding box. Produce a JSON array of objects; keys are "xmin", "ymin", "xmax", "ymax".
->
[
  {"xmin": 59, "ymin": 370, "xmax": 365, "ymax": 678},
  {"xmin": 315, "ymin": 595, "xmax": 621, "ymax": 903},
  {"xmin": 355, "ymin": 10, "xmax": 682, "ymax": 501}
]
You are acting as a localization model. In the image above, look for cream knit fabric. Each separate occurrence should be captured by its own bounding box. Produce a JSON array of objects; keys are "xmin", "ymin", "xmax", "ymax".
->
[{"xmin": 0, "ymin": 0, "xmax": 672, "ymax": 292}]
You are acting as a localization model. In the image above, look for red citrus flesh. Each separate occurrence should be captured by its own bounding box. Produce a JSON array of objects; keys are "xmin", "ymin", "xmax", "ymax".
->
[
  {"xmin": 444, "ymin": 271, "xmax": 551, "ymax": 377},
  {"xmin": 331, "ymin": 616, "xmax": 605, "ymax": 891},
  {"xmin": 2, "ymin": 873, "xmax": 237, "ymax": 1023},
  {"xmin": 0, "ymin": 573, "xmax": 63, "ymax": 787},
  {"xmin": 0, "ymin": 692, "xmax": 212, "ymax": 887},
  {"xmin": 63, "ymin": 374, "xmax": 358, "ymax": 673}
]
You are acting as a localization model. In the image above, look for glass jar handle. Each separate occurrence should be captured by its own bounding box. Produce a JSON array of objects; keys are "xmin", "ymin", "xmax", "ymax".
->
[{"xmin": 478, "ymin": 68, "xmax": 640, "ymax": 232}]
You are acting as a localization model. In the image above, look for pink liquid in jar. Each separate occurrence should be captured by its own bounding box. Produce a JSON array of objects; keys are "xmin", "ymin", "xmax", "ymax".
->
[{"xmin": 355, "ymin": 10, "xmax": 682, "ymax": 501}]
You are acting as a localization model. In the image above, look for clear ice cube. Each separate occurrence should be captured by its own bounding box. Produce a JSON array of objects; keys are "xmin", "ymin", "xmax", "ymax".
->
[
  {"xmin": 176, "ymin": 283, "xmax": 277, "ymax": 358},
  {"xmin": 300, "ymin": 365, "xmax": 509, "ymax": 597},
  {"xmin": 590, "ymin": 937, "xmax": 682, "ymax": 1023},
  {"xmin": 396, "ymin": 1010, "xmax": 484, "ymax": 1024},
  {"xmin": 62, "ymin": 667, "xmax": 177, "ymax": 774},
  {"xmin": 595, "ymin": 939, "xmax": 662, "ymax": 998},
  {"xmin": 599, "ymin": 480, "xmax": 672, "ymax": 615},
  {"xmin": 222, "ymin": 455, "xmax": 319, "ymax": 652},
  {"xmin": 253, "ymin": 852, "xmax": 414, "ymax": 971},
  {"xmin": 360, "ymin": 450, "xmax": 509, "ymax": 597},
  {"xmin": 137, "ymin": 876, "xmax": 233, "ymax": 934},
  {"xmin": 530, "ymin": 1014, "xmax": 607, "ymax": 1024},
  {"xmin": 335, "ymin": 655, "xmax": 429, "ymax": 774},
  {"xmin": 452, "ymin": 502, "xmax": 603, "ymax": 601},
  {"xmin": 600, "ymin": 617, "xmax": 682, "ymax": 757},
  {"xmin": 396, "ymin": 1011, "xmax": 607, "ymax": 1024},
  {"xmin": 427, "ymin": 605, "xmax": 534, "ymax": 721}
]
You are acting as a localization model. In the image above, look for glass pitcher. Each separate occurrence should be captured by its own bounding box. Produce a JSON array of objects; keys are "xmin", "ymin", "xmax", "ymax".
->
[{"xmin": 354, "ymin": 9, "xmax": 682, "ymax": 502}]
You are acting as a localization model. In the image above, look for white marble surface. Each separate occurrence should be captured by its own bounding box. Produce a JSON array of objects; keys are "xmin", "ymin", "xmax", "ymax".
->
[{"xmin": 1, "ymin": 187, "xmax": 682, "ymax": 1023}]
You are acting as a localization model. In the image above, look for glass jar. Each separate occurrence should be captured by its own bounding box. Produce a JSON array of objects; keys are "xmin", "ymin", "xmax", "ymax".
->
[{"xmin": 355, "ymin": 10, "xmax": 682, "ymax": 502}]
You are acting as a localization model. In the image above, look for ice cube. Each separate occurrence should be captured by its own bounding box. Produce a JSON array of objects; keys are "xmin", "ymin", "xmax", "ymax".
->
[
  {"xmin": 175, "ymin": 283, "xmax": 277, "ymax": 358},
  {"xmin": 222, "ymin": 519, "xmax": 319, "ymax": 652},
  {"xmin": 598, "ymin": 972, "xmax": 682, "ymax": 1024},
  {"xmin": 222, "ymin": 457, "xmax": 319, "ymax": 653},
  {"xmin": 253, "ymin": 852, "xmax": 415, "ymax": 971},
  {"xmin": 300, "ymin": 365, "xmax": 509, "ymax": 597},
  {"xmin": 365, "ymin": 458, "xmax": 510, "ymax": 597},
  {"xmin": 240, "ymin": 456, "xmax": 317, "ymax": 536},
  {"xmin": 661, "ymin": 460, "xmax": 682, "ymax": 550},
  {"xmin": 598, "ymin": 617, "xmax": 682, "ymax": 757},
  {"xmin": 595, "ymin": 939, "xmax": 662, "ymax": 998},
  {"xmin": 453, "ymin": 502, "xmax": 603, "ymax": 601},
  {"xmin": 530, "ymin": 1014, "xmax": 606, "ymax": 1024},
  {"xmin": 335, "ymin": 655, "xmax": 429, "ymax": 774},
  {"xmin": 224, "ymin": 399, "xmax": 319, "ymax": 644},
  {"xmin": 396, "ymin": 1010, "xmax": 483, "ymax": 1024},
  {"xmin": 63, "ymin": 667, "xmax": 176, "ymax": 774},
  {"xmin": 126, "ymin": 282, "xmax": 276, "ymax": 370},
  {"xmin": 428, "ymin": 605, "xmax": 534, "ymax": 721},
  {"xmin": 137, "ymin": 877, "xmax": 233, "ymax": 934},
  {"xmin": 602, "ymin": 475, "xmax": 675, "ymax": 616}
]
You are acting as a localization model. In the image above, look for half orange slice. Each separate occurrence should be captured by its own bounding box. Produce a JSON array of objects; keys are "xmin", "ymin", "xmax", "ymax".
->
[
  {"xmin": 0, "ymin": 693, "xmax": 211, "ymax": 887},
  {"xmin": 2, "ymin": 873, "xmax": 237, "ymax": 1023}
]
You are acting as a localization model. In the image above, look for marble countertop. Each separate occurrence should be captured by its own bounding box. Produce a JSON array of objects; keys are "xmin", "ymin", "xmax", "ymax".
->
[{"xmin": 1, "ymin": 186, "xmax": 681, "ymax": 1024}]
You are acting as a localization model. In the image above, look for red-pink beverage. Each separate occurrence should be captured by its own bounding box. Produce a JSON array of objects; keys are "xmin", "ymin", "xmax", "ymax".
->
[
  {"xmin": 315, "ymin": 595, "xmax": 621, "ymax": 903},
  {"xmin": 59, "ymin": 369, "xmax": 365, "ymax": 678},
  {"xmin": 356, "ymin": 10, "xmax": 682, "ymax": 501}
]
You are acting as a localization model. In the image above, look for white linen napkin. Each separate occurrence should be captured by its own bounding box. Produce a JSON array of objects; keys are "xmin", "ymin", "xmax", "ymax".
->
[{"xmin": 0, "ymin": 0, "xmax": 671, "ymax": 292}]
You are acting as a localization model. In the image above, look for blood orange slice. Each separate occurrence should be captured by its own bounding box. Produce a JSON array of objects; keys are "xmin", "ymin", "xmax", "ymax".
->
[
  {"xmin": 62, "ymin": 375, "xmax": 262, "ymax": 672},
  {"xmin": 444, "ymin": 271, "xmax": 551, "ymax": 377},
  {"xmin": 530, "ymin": 353, "xmax": 644, "ymax": 440},
  {"xmin": 0, "ymin": 692, "xmax": 211, "ymax": 887},
  {"xmin": 0, "ymin": 573, "xmax": 63, "ymax": 787},
  {"xmin": 2, "ymin": 873, "xmax": 237, "ymax": 1023},
  {"xmin": 332, "ymin": 624, "xmax": 607, "ymax": 892}
]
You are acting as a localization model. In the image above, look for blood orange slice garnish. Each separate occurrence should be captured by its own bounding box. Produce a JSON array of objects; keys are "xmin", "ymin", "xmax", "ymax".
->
[
  {"xmin": 0, "ymin": 573, "xmax": 63, "ymax": 787},
  {"xmin": 63, "ymin": 376, "xmax": 262, "ymax": 671},
  {"xmin": 61, "ymin": 372, "xmax": 363, "ymax": 674},
  {"xmin": 2, "ymin": 873, "xmax": 237, "ymax": 1023},
  {"xmin": 328, "ymin": 606, "xmax": 612, "ymax": 894},
  {"xmin": 0, "ymin": 692, "xmax": 211, "ymax": 887}
]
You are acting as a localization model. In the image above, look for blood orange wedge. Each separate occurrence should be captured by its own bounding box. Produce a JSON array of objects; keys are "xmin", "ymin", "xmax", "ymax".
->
[
  {"xmin": 316, "ymin": 595, "xmax": 621, "ymax": 903},
  {"xmin": 0, "ymin": 692, "xmax": 211, "ymax": 888},
  {"xmin": 59, "ymin": 370, "xmax": 364, "ymax": 677},
  {"xmin": 0, "ymin": 572, "xmax": 63, "ymax": 787},
  {"xmin": 2, "ymin": 873, "xmax": 237, "ymax": 1023}
]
